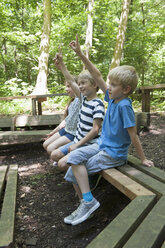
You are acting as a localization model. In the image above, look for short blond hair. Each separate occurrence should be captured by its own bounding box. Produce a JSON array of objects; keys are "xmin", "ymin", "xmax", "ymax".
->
[
  {"xmin": 78, "ymin": 70, "xmax": 99, "ymax": 92},
  {"xmin": 109, "ymin": 65, "xmax": 138, "ymax": 95}
]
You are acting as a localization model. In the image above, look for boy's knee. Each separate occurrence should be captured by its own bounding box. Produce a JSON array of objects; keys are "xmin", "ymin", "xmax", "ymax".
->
[
  {"xmin": 47, "ymin": 144, "xmax": 56, "ymax": 155},
  {"xmin": 51, "ymin": 149, "xmax": 63, "ymax": 161},
  {"xmin": 58, "ymin": 157, "xmax": 69, "ymax": 170},
  {"xmin": 43, "ymin": 141, "xmax": 47, "ymax": 150}
]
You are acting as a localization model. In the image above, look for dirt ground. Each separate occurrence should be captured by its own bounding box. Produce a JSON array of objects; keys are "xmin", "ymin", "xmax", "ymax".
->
[{"xmin": 0, "ymin": 112, "xmax": 165, "ymax": 248}]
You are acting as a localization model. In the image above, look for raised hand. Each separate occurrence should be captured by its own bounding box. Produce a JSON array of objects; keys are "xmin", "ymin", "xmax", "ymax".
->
[
  {"xmin": 69, "ymin": 34, "xmax": 81, "ymax": 55},
  {"xmin": 53, "ymin": 46, "xmax": 64, "ymax": 71}
]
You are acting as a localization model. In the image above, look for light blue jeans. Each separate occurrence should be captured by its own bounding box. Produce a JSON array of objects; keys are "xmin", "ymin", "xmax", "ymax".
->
[{"xmin": 64, "ymin": 143, "xmax": 126, "ymax": 184}]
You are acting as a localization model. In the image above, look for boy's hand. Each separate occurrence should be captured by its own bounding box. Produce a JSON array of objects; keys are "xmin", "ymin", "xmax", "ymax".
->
[
  {"xmin": 69, "ymin": 34, "xmax": 82, "ymax": 55},
  {"xmin": 53, "ymin": 47, "xmax": 64, "ymax": 70},
  {"xmin": 142, "ymin": 159, "xmax": 154, "ymax": 167},
  {"xmin": 68, "ymin": 143, "xmax": 78, "ymax": 153}
]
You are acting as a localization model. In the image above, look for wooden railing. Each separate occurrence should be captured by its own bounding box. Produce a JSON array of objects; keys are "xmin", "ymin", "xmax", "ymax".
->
[
  {"xmin": 0, "ymin": 84, "xmax": 165, "ymax": 115},
  {"xmin": 0, "ymin": 93, "xmax": 67, "ymax": 115}
]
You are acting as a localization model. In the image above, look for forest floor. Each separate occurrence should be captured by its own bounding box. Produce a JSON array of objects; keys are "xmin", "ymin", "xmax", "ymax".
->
[{"xmin": 0, "ymin": 112, "xmax": 165, "ymax": 248}]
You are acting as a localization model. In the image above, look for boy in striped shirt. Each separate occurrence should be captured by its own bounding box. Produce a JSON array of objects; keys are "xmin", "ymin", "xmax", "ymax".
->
[{"xmin": 51, "ymin": 50, "xmax": 105, "ymax": 170}]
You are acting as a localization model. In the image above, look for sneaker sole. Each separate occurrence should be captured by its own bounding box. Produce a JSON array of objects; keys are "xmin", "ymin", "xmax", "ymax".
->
[
  {"xmin": 64, "ymin": 212, "xmax": 94, "ymax": 224},
  {"xmin": 71, "ymin": 202, "xmax": 100, "ymax": 226},
  {"xmin": 64, "ymin": 218, "xmax": 73, "ymax": 224}
]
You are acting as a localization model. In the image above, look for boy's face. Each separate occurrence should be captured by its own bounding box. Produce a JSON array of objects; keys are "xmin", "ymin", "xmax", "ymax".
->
[
  {"xmin": 78, "ymin": 78, "xmax": 96, "ymax": 99},
  {"xmin": 108, "ymin": 79, "xmax": 127, "ymax": 102}
]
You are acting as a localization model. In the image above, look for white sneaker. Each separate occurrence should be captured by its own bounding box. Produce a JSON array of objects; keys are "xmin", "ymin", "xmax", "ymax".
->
[
  {"xmin": 52, "ymin": 161, "xmax": 58, "ymax": 167},
  {"xmin": 69, "ymin": 198, "xmax": 100, "ymax": 225},
  {"xmin": 64, "ymin": 208, "xmax": 79, "ymax": 224}
]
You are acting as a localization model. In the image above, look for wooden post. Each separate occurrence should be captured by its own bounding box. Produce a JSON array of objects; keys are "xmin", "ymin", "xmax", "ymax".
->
[
  {"xmin": 142, "ymin": 89, "xmax": 150, "ymax": 112},
  {"xmin": 37, "ymin": 97, "xmax": 47, "ymax": 115},
  {"xmin": 38, "ymin": 101, "xmax": 42, "ymax": 115},
  {"xmin": 32, "ymin": 99, "xmax": 37, "ymax": 115}
]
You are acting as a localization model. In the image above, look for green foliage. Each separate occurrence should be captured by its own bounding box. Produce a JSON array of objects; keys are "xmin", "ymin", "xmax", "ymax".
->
[
  {"xmin": 1, "ymin": 78, "xmax": 34, "ymax": 96},
  {"xmin": 0, "ymin": 0, "xmax": 164, "ymax": 115}
]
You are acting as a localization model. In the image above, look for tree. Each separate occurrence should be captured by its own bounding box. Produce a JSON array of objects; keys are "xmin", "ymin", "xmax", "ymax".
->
[
  {"xmin": 32, "ymin": 0, "xmax": 51, "ymax": 95},
  {"xmin": 106, "ymin": 0, "xmax": 131, "ymax": 83},
  {"xmin": 85, "ymin": 0, "xmax": 94, "ymax": 59}
]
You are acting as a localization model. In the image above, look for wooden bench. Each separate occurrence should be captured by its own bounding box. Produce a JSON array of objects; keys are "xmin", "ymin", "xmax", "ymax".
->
[
  {"xmin": 0, "ymin": 114, "xmax": 63, "ymax": 145},
  {"xmin": 87, "ymin": 155, "xmax": 165, "ymax": 248},
  {"xmin": 0, "ymin": 165, "xmax": 18, "ymax": 248}
]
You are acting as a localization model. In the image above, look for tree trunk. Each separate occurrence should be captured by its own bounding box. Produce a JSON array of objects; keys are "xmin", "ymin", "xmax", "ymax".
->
[
  {"xmin": 107, "ymin": 0, "xmax": 131, "ymax": 83},
  {"xmin": 32, "ymin": 0, "xmax": 51, "ymax": 95},
  {"xmin": 85, "ymin": 0, "xmax": 94, "ymax": 59}
]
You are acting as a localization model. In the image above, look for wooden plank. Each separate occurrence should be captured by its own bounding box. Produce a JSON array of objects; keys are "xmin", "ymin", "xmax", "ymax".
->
[
  {"xmin": 32, "ymin": 99, "xmax": 37, "ymax": 115},
  {"xmin": 101, "ymin": 169, "xmax": 154, "ymax": 200},
  {"xmin": 142, "ymin": 89, "xmax": 150, "ymax": 112},
  {"xmin": 0, "ymin": 130, "xmax": 50, "ymax": 145},
  {"xmin": 140, "ymin": 84, "xmax": 165, "ymax": 90},
  {"xmin": 0, "ymin": 93, "xmax": 67, "ymax": 101},
  {"xmin": 0, "ymin": 165, "xmax": 18, "ymax": 248},
  {"xmin": 87, "ymin": 195, "xmax": 156, "ymax": 248},
  {"xmin": 123, "ymin": 196, "xmax": 165, "ymax": 248},
  {"xmin": 0, "ymin": 117, "xmax": 13, "ymax": 128},
  {"xmin": 128, "ymin": 155, "xmax": 165, "ymax": 184},
  {"xmin": 14, "ymin": 114, "xmax": 63, "ymax": 127},
  {"xmin": 0, "ymin": 166, "xmax": 8, "ymax": 199},
  {"xmin": 37, "ymin": 101, "xmax": 42, "ymax": 115},
  {"xmin": 118, "ymin": 165, "xmax": 165, "ymax": 197}
]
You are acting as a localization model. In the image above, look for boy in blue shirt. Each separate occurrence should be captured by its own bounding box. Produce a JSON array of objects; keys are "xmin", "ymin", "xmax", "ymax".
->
[{"xmin": 63, "ymin": 35, "xmax": 154, "ymax": 226}]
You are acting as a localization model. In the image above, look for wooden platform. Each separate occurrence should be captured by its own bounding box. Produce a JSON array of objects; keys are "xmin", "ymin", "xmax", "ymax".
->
[
  {"xmin": 0, "ymin": 130, "xmax": 50, "ymax": 145},
  {"xmin": 0, "ymin": 165, "xmax": 18, "ymax": 248},
  {"xmin": 0, "ymin": 112, "xmax": 150, "ymax": 145},
  {"xmin": 0, "ymin": 114, "xmax": 63, "ymax": 131},
  {"xmin": 87, "ymin": 156, "xmax": 165, "ymax": 248},
  {"xmin": 0, "ymin": 114, "xmax": 63, "ymax": 145}
]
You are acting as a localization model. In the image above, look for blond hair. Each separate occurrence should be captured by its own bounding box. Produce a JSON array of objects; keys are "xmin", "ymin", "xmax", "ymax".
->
[
  {"xmin": 109, "ymin": 65, "xmax": 138, "ymax": 95},
  {"xmin": 78, "ymin": 70, "xmax": 99, "ymax": 92}
]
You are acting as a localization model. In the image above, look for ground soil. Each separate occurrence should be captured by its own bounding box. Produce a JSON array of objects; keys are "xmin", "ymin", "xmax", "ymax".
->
[{"xmin": 0, "ymin": 112, "xmax": 165, "ymax": 248}]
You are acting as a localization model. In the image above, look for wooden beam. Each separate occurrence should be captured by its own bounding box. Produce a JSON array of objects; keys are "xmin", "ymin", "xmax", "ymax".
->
[
  {"xmin": 87, "ymin": 195, "xmax": 156, "ymax": 248},
  {"xmin": 14, "ymin": 114, "xmax": 63, "ymax": 127},
  {"xmin": 101, "ymin": 169, "xmax": 154, "ymax": 200},
  {"xmin": 118, "ymin": 165, "xmax": 165, "ymax": 197},
  {"xmin": 128, "ymin": 155, "xmax": 165, "ymax": 184},
  {"xmin": 0, "ymin": 165, "xmax": 18, "ymax": 248},
  {"xmin": 140, "ymin": 84, "xmax": 165, "ymax": 90},
  {"xmin": 0, "ymin": 166, "xmax": 8, "ymax": 199},
  {"xmin": 0, "ymin": 93, "xmax": 67, "ymax": 101},
  {"xmin": 123, "ymin": 196, "xmax": 165, "ymax": 248},
  {"xmin": 0, "ymin": 130, "xmax": 50, "ymax": 145}
]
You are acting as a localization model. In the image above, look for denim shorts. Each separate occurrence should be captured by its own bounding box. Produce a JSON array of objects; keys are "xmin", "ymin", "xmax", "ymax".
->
[
  {"xmin": 59, "ymin": 141, "xmax": 75, "ymax": 156},
  {"xmin": 59, "ymin": 128, "xmax": 75, "ymax": 141},
  {"xmin": 64, "ymin": 143, "xmax": 126, "ymax": 184}
]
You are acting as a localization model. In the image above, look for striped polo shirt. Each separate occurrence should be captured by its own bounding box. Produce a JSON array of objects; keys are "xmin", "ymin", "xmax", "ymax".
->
[{"xmin": 74, "ymin": 95, "xmax": 105, "ymax": 144}]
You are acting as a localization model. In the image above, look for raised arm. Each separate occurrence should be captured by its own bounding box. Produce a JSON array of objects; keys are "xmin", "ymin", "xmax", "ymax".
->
[
  {"xmin": 53, "ymin": 48, "xmax": 80, "ymax": 98},
  {"xmin": 69, "ymin": 34, "xmax": 108, "ymax": 94}
]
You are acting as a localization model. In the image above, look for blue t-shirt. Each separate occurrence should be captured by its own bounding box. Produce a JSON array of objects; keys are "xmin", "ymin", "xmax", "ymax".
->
[{"xmin": 98, "ymin": 89, "xmax": 135, "ymax": 160}]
